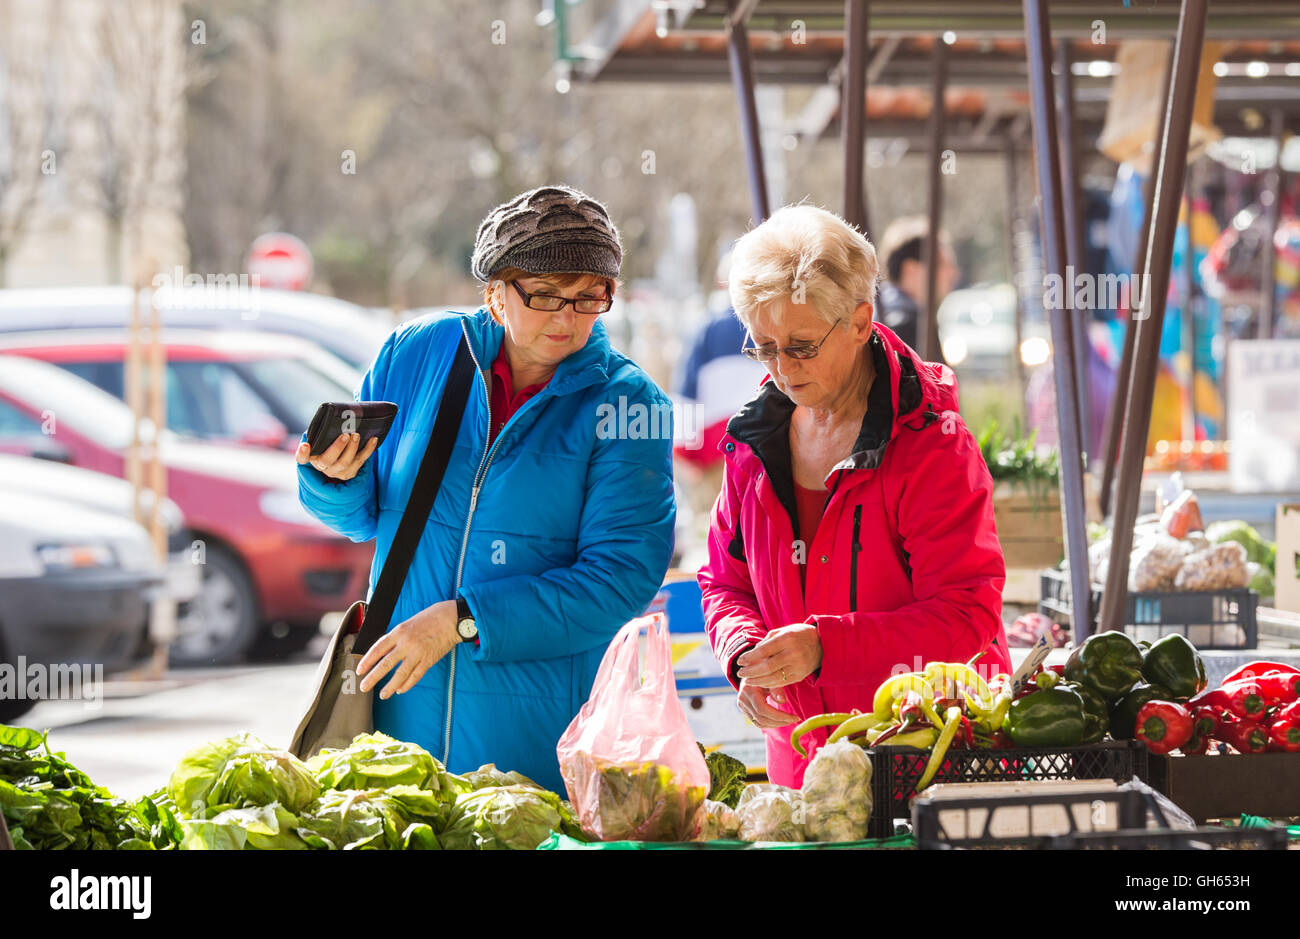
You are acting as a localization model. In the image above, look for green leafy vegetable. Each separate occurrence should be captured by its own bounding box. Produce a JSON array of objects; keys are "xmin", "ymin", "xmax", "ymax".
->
[
  {"xmin": 181, "ymin": 802, "xmax": 308, "ymax": 850},
  {"xmin": 1, "ymin": 723, "xmax": 178, "ymax": 849},
  {"xmin": 457, "ymin": 763, "xmax": 544, "ymax": 791},
  {"xmin": 440, "ymin": 785, "xmax": 570, "ymax": 850},
  {"xmin": 306, "ymin": 732, "xmax": 458, "ymax": 798},
  {"xmin": 698, "ymin": 744, "xmax": 747, "ymax": 809},
  {"xmin": 167, "ymin": 733, "xmax": 319, "ymax": 818},
  {"xmin": 976, "ymin": 417, "xmax": 1059, "ymax": 496},
  {"xmin": 294, "ymin": 785, "xmax": 444, "ymax": 850}
]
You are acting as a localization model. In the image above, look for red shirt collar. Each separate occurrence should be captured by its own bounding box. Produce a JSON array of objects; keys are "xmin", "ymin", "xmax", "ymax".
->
[{"xmin": 490, "ymin": 339, "xmax": 551, "ymax": 400}]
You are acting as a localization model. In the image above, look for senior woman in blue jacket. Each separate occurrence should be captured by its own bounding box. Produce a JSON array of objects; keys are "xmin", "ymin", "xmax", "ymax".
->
[{"xmin": 295, "ymin": 185, "xmax": 676, "ymax": 791}]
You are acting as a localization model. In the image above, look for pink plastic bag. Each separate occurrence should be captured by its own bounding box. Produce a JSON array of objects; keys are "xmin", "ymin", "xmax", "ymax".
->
[{"xmin": 557, "ymin": 612, "xmax": 710, "ymax": 842}]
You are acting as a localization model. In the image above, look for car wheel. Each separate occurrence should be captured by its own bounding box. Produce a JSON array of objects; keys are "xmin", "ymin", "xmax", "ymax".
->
[
  {"xmin": 168, "ymin": 544, "xmax": 260, "ymax": 667},
  {"xmin": 0, "ymin": 631, "xmax": 36, "ymax": 723}
]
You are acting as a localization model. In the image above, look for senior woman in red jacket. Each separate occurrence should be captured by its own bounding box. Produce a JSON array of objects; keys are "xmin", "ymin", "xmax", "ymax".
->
[{"xmin": 698, "ymin": 204, "xmax": 1012, "ymax": 787}]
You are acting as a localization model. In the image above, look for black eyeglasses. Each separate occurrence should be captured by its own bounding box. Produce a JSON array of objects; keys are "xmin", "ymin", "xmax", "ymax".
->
[
  {"xmin": 741, "ymin": 321, "xmax": 840, "ymax": 362},
  {"xmin": 510, "ymin": 280, "xmax": 613, "ymax": 315}
]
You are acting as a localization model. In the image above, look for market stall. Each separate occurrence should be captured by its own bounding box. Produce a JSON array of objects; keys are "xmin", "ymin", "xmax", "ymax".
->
[{"xmin": 3, "ymin": 619, "xmax": 1296, "ymax": 851}]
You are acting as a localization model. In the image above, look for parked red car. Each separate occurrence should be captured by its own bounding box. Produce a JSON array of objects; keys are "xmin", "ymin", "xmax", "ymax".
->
[
  {"xmin": 0, "ymin": 328, "xmax": 361, "ymax": 452},
  {"xmin": 0, "ymin": 355, "xmax": 372, "ymax": 666}
]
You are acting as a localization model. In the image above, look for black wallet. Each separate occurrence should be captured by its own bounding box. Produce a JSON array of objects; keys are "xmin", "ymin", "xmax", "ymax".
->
[{"xmin": 306, "ymin": 401, "xmax": 399, "ymax": 457}]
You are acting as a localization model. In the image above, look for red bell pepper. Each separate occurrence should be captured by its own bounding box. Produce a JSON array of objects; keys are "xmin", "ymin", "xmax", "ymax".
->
[
  {"xmin": 1256, "ymin": 671, "xmax": 1300, "ymax": 707},
  {"xmin": 1218, "ymin": 715, "xmax": 1269, "ymax": 754},
  {"xmin": 1222, "ymin": 661, "xmax": 1300, "ymax": 685},
  {"xmin": 1268, "ymin": 717, "xmax": 1300, "ymax": 753},
  {"xmin": 1216, "ymin": 680, "xmax": 1270, "ymax": 721},
  {"xmin": 1134, "ymin": 700, "xmax": 1194, "ymax": 756},
  {"xmin": 1180, "ymin": 731, "xmax": 1210, "ymax": 755},
  {"xmin": 1192, "ymin": 705, "xmax": 1219, "ymax": 740},
  {"xmin": 1276, "ymin": 699, "xmax": 1300, "ymax": 724}
]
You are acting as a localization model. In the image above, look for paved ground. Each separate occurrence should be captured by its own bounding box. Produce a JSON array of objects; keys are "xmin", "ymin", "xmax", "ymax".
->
[{"xmin": 16, "ymin": 639, "xmax": 327, "ymax": 800}]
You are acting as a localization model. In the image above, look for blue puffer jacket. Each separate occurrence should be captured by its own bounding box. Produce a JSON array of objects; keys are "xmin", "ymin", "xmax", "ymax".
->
[{"xmin": 297, "ymin": 308, "xmax": 676, "ymax": 791}]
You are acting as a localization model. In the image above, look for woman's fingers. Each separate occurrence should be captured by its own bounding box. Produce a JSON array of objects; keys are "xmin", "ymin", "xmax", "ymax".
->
[
  {"xmin": 380, "ymin": 654, "xmax": 420, "ymax": 700},
  {"xmin": 359, "ymin": 647, "xmax": 402, "ymax": 692},
  {"xmin": 356, "ymin": 632, "xmax": 395, "ymax": 675},
  {"xmin": 320, "ymin": 433, "xmax": 350, "ymax": 466},
  {"xmin": 738, "ymin": 684, "xmax": 798, "ymax": 728},
  {"xmin": 338, "ymin": 432, "xmax": 361, "ymax": 467},
  {"xmin": 349, "ymin": 436, "xmax": 379, "ymax": 473},
  {"xmin": 737, "ymin": 652, "xmax": 791, "ymax": 686},
  {"xmin": 295, "ymin": 441, "xmax": 311, "ymax": 465},
  {"xmin": 753, "ymin": 695, "xmax": 799, "ymax": 727}
]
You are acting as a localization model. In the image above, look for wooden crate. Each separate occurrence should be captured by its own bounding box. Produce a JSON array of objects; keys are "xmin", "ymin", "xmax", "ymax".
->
[
  {"xmin": 994, "ymin": 482, "xmax": 1063, "ymax": 570},
  {"xmin": 1146, "ymin": 751, "xmax": 1300, "ymax": 823}
]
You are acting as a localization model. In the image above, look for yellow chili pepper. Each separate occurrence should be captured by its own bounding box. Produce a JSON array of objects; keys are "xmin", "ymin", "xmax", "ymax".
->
[
  {"xmin": 825, "ymin": 712, "xmax": 889, "ymax": 746},
  {"xmin": 872, "ymin": 673, "xmax": 936, "ymax": 721},
  {"xmin": 788, "ymin": 712, "xmax": 858, "ymax": 758},
  {"xmin": 922, "ymin": 661, "xmax": 993, "ymax": 710},
  {"xmin": 916, "ymin": 706, "xmax": 964, "ymax": 791},
  {"xmin": 872, "ymin": 727, "xmax": 940, "ymax": 748}
]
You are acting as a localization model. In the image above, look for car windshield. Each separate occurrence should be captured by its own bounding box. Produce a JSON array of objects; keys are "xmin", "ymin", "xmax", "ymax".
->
[{"xmin": 237, "ymin": 356, "xmax": 357, "ymax": 432}]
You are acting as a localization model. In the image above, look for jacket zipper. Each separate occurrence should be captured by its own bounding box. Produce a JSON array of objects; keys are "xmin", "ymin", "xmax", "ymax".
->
[
  {"xmin": 443, "ymin": 320, "xmax": 548, "ymax": 765},
  {"xmin": 849, "ymin": 504, "xmax": 863, "ymax": 610}
]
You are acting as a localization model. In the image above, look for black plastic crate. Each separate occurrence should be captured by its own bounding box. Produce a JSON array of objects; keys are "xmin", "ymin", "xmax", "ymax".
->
[
  {"xmin": 1051, "ymin": 827, "xmax": 1288, "ymax": 850},
  {"xmin": 913, "ymin": 787, "xmax": 1151, "ymax": 849},
  {"xmin": 868, "ymin": 740, "xmax": 1148, "ymax": 839},
  {"xmin": 1038, "ymin": 568, "xmax": 1258, "ymax": 650}
]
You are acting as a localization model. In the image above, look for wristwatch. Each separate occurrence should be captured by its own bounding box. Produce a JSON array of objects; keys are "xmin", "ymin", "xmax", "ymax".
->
[{"xmin": 455, "ymin": 595, "xmax": 478, "ymax": 643}]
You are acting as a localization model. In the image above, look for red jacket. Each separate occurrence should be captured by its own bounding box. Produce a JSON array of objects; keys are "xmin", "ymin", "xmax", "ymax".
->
[{"xmin": 698, "ymin": 322, "xmax": 1011, "ymax": 787}]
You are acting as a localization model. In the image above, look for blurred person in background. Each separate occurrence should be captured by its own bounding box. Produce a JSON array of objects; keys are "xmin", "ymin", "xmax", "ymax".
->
[
  {"xmin": 295, "ymin": 185, "xmax": 676, "ymax": 790},
  {"xmin": 875, "ymin": 215, "xmax": 959, "ymax": 364},
  {"xmin": 698, "ymin": 204, "xmax": 1010, "ymax": 788},
  {"xmin": 673, "ymin": 248, "xmax": 768, "ymax": 524}
]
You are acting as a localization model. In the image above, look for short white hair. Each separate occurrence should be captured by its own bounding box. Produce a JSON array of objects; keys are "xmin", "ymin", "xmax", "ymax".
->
[{"xmin": 727, "ymin": 203, "xmax": 881, "ymax": 331}]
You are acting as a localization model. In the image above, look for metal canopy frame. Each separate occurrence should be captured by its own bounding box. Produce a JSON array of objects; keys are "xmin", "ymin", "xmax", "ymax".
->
[
  {"xmin": 1099, "ymin": 0, "xmax": 1211, "ymax": 634},
  {"xmin": 556, "ymin": 0, "xmax": 1296, "ymax": 643},
  {"xmin": 1023, "ymin": 0, "xmax": 1092, "ymax": 639}
]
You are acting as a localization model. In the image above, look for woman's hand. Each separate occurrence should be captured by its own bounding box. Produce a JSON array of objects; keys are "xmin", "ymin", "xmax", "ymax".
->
[
  {"xmin": 736, "ymin": 623, "xmax": 823, "ymax": 688},
  {"xmin": 296, "ymin": 432, "xmax": 379, "ymax": 481},
  {"xmin": 736, "ymin": 678, "xmax": 800, "ymax": 728},
  {"xmin": 357, "ymin": 599, "xmax": 460, "ymax": 699}
]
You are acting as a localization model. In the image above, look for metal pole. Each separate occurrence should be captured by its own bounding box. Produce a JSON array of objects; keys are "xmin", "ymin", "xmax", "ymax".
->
[
  {"xmin": 1099, "ymin": 0, "xmax": 1209, "ymax": 635},
  {"xmin": 726, "ymin": 0, "xmax": 770, "ymax": 223},
  {"xmin": 1100, "ymin": 41, "xmax": 1175, "ymax": 517},
  {"xmin": 1259, "ymin": 108, "xmax": 1285, "ymax": 340},
  {"xmin": 1023, "ymin": 0, "xmax": 1092, "ymax": 641},
  {"xmin": 843, "ymin": 0, "xmax": 868, "ymax": 230},
  {"xmin": 1056, "ymin": 40, "xmax": 1091, "ymax": 463},
  {"xmin": 1004, "ymin": 133, "xmax": 1027, "ymax": 395},
  {"xmin": 921, "ymin": 36, "xmax": 948, "ymax": 363}
]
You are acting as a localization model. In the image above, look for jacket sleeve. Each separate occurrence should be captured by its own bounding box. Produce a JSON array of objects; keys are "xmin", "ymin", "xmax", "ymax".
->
[
  {"xmin": 295, "ymin": 328, "xmax": 397, "ymax": 544},
  {"xmin": 697, "ymin": 445, "xmax": 768, "ymax": 690},
  {"xmin": 809, "ymin": 421, "xmax": 1007, "ymax": 687},
  {"xmin": 458, "ymin": 375, "xmax": 676, "ymax": 664}
]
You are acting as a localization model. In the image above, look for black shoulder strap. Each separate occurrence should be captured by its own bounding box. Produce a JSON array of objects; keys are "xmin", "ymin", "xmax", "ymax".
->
[{"xmin": 355, "ymin": 332, "xmax": 476, "ymax": 653}]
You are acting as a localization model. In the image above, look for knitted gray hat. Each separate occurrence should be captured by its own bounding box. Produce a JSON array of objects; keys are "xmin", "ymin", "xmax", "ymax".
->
[{"xmin": 471, "ymin": 184, "xmax": 622, "ymax": 283}]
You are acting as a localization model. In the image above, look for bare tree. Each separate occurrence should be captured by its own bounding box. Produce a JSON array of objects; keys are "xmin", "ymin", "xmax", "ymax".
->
[{"xmin": 0, "ymin": 0, "xmax": 55, "ymax": 287}]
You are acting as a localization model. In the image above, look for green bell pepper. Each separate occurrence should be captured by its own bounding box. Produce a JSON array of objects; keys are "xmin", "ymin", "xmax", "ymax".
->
[
  {"xmin": 1003, "ymin": 686, "xmax": 1087, "ymax": 747},
  {"xmin": 1063, "ymin": 630, "xmax": 1144, "ymax": 703},
  {"xmin": 1108, "ymin": 681, "xmax": 1174, "ymax": 740},
  {"xmin": 1060, "ymin": 680, "xmax": 1109, "ymax": 744},
  {"xmin": 1139, "ymin": 634, "xmax": 1207, "ymax": 700}
]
